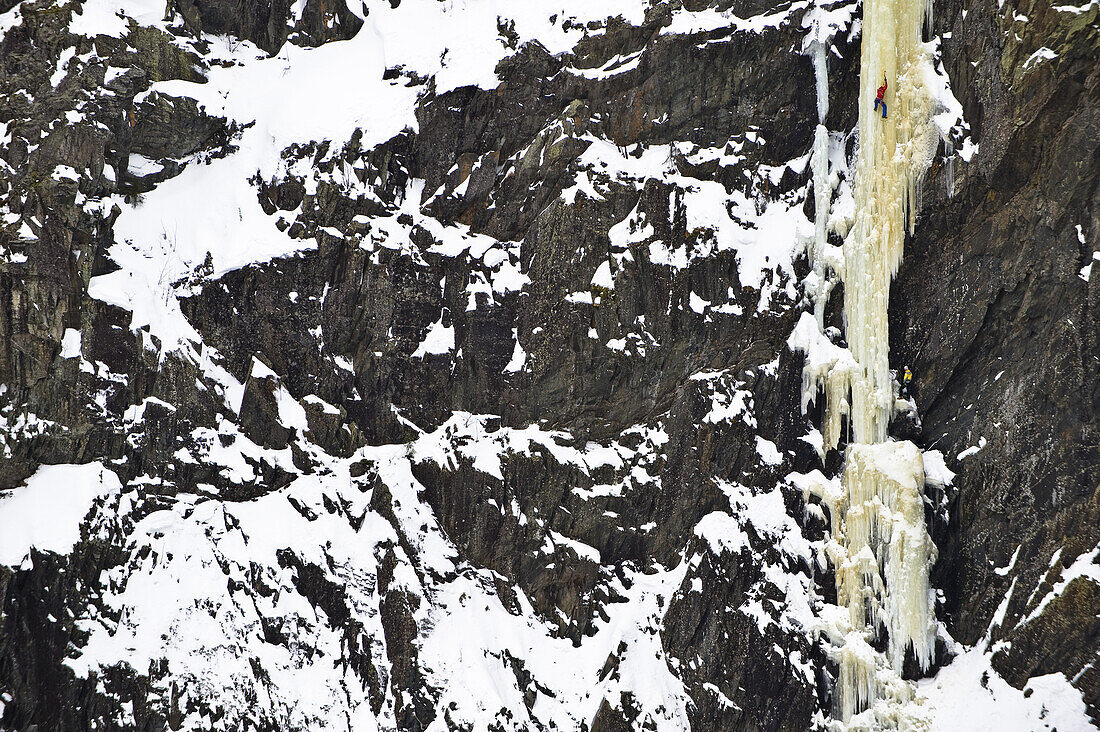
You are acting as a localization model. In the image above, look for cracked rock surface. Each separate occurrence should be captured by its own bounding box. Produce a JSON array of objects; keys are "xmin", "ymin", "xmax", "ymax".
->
[{"xmin": 0, "ymin": 0, "xmax": 1096, "ymax": 729}]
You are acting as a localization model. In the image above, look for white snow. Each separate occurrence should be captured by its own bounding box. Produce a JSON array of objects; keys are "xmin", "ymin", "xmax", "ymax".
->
[
  {"xmin": 1079, "ymin": 246, "xmax": 1099, "ymax": 282},
  {"xmin": 919, "ymin": 646, "xmax": 1093, "ymax": 732},
  {"xmin": 0, "ymin": 3, "xmax": 24, "ymax": 45},
  {"xmin": 303, "ymin": 394, "xmax": 340, "ymax": 414},
  {"xmin": 591, "ymin": 260, "xmax": 615, "ymax": 289},
  {"xmin": 51, "ymin": 165, "xmax": 80, "ymax": 182},
  {"xmin": 664, "ymin": 3, "xmax": 806, "ymax": 37},
  {"xmin": 755, "ymin": 436, "xmax": 784, "ymax": 466},
  {"xmin": 567, "ymin": 50, "xmax": 643, "ymax": 79},
  {"xmin": 993, "ymin": 545, "xmax": 1021, "ymax": 577},
  {"xmin": 273, "ymin": 385, "xmax": 309, "ymax": 432},
  {"xmin": 608, "ymin": 204, "xmax": 655, "ymax": 250},
  {"xmin": 921, "ymin": 449, "xmax": 955, "ymax": 487},
  {"xmin": 956, "ymin": 436, "xmax": 986, "ymax": 460},
  {"xmin": 60, "ymin": 328, "xmax": 82, "ymax": 358},
  {"xmin": 50, "ymin": 47, "xmax": 77, "ymax": 88},
  {"xmin": 357, "ymin": 0, "xmax": 647, "ymax": 94},
  {"xmin": 691, "ymin": 370, "xmax": 756, "ymax": 427},
  {"xmin": 123, "ymin": 396, "xmax": 177, "ymax": 423},
  {"xmin": 1023, "ymin": 544, "xmax": 1100, "ymax": 625},
  {"xmin": 1022, "ymin": 47, "xmax": 1057, "ymax": 70},
  {"xmin": 127, "ymin": 154, "xmax": 165, "ymax": 176},
  {"xmin": 412, "ymin": 317, "xmax": 456, "ymax": 358},
  {"xmin": 695, "ymin": 480, "xmax": 816, "ymax": 642},
  {"xmin": 89, "ymin": 30, "xmax": 419, "ymax": 351},
  {"xmin": 60, "ymin": 408, "xmax": 698, "ymax": 730},
  {"xmin": 504, "ymin": 328, "xmax": 527, "ymax": 373},
  {"xmin": 1054, "ymin": 0, "xmax": 1100, "ymax": 12},
  {"xmin": 689, "ymin": 291, "xmax": 710, "ymax": 314},
  {"xmin": 561, "ymin": 137, "xmax": 806, "ymax": 304},
  {"xmin": 0, "ymin": 463, "xmax": 122, "ymax": 566}
]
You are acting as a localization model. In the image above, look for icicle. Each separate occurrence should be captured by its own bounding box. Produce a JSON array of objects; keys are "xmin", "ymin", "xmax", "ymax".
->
[
  {"xmin": 788, "ymin": 314, "xmax": 857, "ymax": 451},
  {"xmin": 845, "ymin": 443, "xmax": 936, "ymax": 673},
  {"xmin": 798, "ymin": 0, "xmax": 942, "ymax": 719},
  {"xmin": 812, "ymin": 39, "xmax": 830, "ymax": 123},
  {"xmin": 841, "ymin": 0, "xmax": 941, "ymax": 445},
  {"xmin": 943, "ymin": 139, "xmax": 954, "ymax": 198},
  {"xmin": 835, "ymin": 633, "xmax": 881, "ymax": 722},
  {"xmin": 812, "ymin": 123, "xmax": 832, "ymax": 326},
  {"xmin": 801, "ymin": 3, "xmax": 840, "ymax": 327},
  {"xmin": 795, "ymin": 0, "xmax": 946, "ymax": 717}
]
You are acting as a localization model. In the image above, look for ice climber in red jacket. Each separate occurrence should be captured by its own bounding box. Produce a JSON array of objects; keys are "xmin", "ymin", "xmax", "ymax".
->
[{"xmin": 874, "ymin": 76, "xmax": 888, "ymax": 119}]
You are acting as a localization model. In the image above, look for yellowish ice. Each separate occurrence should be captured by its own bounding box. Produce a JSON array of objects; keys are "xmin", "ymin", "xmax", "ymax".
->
[{"xmin": 797, "ymin": 0, "xmax": 946, "ymax": 725}]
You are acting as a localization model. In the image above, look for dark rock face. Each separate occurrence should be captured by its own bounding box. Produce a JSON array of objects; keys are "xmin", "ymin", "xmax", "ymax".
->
[
  {"xmin": 892, "ymin": 0, "xmax": 1100, "ymax": 716},
  {"xmin": 662, "ymin": 530, "xmax": 823, "ymax": 731},
  {"xmin": 172, "ymin": 0, "xmax": 362, "ymax": 53},
  {"xmin": 0, "ymin": 0, "xmax": 1096, "ymax": 728}
]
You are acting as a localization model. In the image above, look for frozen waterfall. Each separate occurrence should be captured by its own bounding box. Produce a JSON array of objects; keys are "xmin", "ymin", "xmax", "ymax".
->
[{"xmin": 794, "ymin": 0, "xmax": 946, "ymax": 725}]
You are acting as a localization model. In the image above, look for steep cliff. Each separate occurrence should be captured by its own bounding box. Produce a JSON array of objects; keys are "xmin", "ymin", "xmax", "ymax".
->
[{"xmin": 0, "ymin": 0, "xmax": 1095, "ymax": 729}]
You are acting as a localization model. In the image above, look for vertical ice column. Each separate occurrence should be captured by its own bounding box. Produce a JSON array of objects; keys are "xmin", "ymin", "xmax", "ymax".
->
[
  {"xmin": 845, "ymin": 0, "xmax": 939, "ymax": 443},
  {"xmin": 811, "ymin": 104, "xmax": 831, "ymax": 326},
  {"xmin": 793, "ymin": 0, "xmax": 943, "ymax": 721},
  {"xmin": 806, "ymin": 10, "xmax": 833, "ymax": 327},
  {"xmin": 807, "ymin": 444, "xmax": 937, "ymax": 725},
  {"xmin": 843, "ymin": 443, "xmax": 936, "ymax": 673},
  {"xmin": 815, "ymin": 0, "xmax": 941, "ymax": 721}
]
